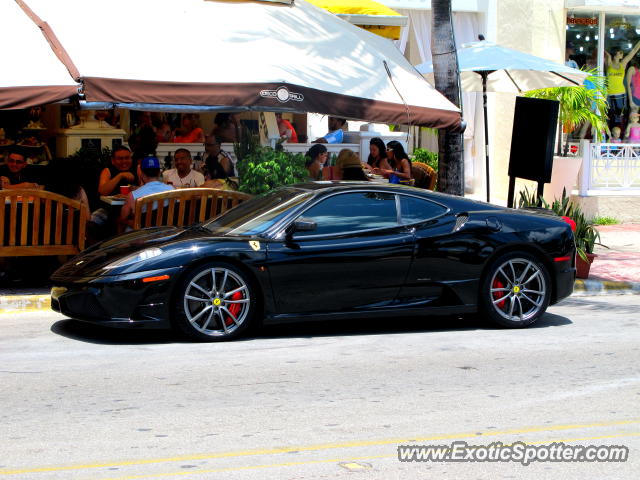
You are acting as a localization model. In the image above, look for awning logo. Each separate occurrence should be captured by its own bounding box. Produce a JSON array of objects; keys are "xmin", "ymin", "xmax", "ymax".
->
[{"xmin": 260, "ymin": 86, "xmax": 304, "ymax": 103}]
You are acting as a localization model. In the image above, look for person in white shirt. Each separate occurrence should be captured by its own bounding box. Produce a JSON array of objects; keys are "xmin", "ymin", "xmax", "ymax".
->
[{"xmin": 162, "ymin": 148, "xmax": 205, "ymax": 188}]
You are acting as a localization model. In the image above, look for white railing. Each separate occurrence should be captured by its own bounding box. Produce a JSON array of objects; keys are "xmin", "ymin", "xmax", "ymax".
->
[{"xmin": 579, "ymin": 140, "xmax": 640, "ymax": 195}]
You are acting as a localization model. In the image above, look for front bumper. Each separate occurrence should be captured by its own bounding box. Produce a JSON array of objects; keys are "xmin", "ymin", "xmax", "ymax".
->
[{"xmin": 51, "ymin": 266, "xmax": 183, "ymax": 328}]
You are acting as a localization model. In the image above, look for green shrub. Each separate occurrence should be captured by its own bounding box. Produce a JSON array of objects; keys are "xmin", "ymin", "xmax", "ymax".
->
[
  {"xmin": 591, "ymin": 216, "xmax": 618, "ymax": 225},
  {"xmin": 236, "ymin": 146, "xmax": 308, "ymax": 195},
  {"xmin": 412, "ymin": 148, "xmax": 439, "ymax": 173}
]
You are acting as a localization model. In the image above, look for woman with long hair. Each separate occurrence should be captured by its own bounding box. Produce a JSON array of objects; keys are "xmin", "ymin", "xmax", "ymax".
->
[
  {"xmin": 305, "ymin": 144, "xmax": 328, "ymax": 180},
  {"xmin": 374, "ymin": 140, "xmax": 412, "ymax": 181},
  {"xmin": 366, "ymin": 137, "xmax": 390, "ymax": 170}
]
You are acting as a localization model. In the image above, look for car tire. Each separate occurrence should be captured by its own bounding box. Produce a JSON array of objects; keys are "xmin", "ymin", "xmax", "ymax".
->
[
  {"xmin": 479, "ymin": 251, "xmax": 551, "ymax": 328},
  {"xmin": 173, "ymin": 261, "xmax": 256, "ymax": 341}
]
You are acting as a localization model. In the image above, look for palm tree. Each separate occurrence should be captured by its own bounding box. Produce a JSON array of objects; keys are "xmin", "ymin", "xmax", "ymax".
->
[
  {"xmin": 430, "ymin": 0, "xmax": 464, "ymax": 196},
  {"xmin": 525, "ymin": 69, "xmax": 608, "ymax": 156}
]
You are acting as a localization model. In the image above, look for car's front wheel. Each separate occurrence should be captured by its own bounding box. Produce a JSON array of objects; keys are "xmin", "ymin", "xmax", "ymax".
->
[
  {"xmin": 173, "ymin": 261, "xmax": 255, "ymax": 341},
  {"xmin": 480, "ymin": 252, "xmax": 551, "ymax": 328}
]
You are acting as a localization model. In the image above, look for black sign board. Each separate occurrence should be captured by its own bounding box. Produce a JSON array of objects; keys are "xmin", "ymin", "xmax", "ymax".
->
[
  {"xmin": 508, "ymin": 96, "xmax": 559, "ymax": 183},
  {"xmin": 81, "ymin": 138, "xmax": 101, "ymax": 156}
]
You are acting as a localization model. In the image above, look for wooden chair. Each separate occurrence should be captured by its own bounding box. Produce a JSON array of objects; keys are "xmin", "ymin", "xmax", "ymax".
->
[
  {"xmin": 411, "ymin": 162, "xmax": 437, "ymax": 190},
  {"xmin": 132, "ymin": 188, "xmax": 251, "ymax": 230},
  {"xmin": 1, "ymin": 189, "xmax": 88, "ymax": 257}
]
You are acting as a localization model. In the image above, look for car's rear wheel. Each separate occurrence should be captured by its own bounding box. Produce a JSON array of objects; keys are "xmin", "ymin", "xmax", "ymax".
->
[
  {"xmin": 173, "ymin": 261, "xmax": 255, "ymax": 341},
  {"xmin": 480, "ymin": 252, "xmax": 551, "ymax": 328}
]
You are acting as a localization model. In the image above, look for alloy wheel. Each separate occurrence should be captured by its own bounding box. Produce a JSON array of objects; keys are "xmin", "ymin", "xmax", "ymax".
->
[
  {"xmin": 489, "ymin": 257, "xmax": 547, "ymax": 323},
  {"xmin": 182, "ymin": 267, "xmax": 251, "ymax": 337}
]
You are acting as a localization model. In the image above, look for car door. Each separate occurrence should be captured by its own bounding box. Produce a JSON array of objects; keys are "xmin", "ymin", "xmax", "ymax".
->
[
  {"xmin": 266, "ymin": 191, "xmax": 414, "ymax": 315},
  {"xmin": 394, "ymin": 193, "xmax": 457, "ymax": 305}
]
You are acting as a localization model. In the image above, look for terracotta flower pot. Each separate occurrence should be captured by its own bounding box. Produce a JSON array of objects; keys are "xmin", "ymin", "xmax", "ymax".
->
[{"xmin": 576, "ymin": 253, "xmax": 597, "ymax": 279}]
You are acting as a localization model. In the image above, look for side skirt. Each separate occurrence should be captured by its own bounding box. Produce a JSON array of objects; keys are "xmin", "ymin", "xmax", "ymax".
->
[{"xmin": 264, "ymin": 305, "xmax": 477, "ymax": 325}]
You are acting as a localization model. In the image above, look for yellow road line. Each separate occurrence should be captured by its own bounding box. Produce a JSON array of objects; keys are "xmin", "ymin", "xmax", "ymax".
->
[
  {"xmin": 0, "ymin": 418, "xmax": 638, "ymax": 476},
  {"xmin": 78, "ymin": 431, "xmax": 640, "ymax": 480}
]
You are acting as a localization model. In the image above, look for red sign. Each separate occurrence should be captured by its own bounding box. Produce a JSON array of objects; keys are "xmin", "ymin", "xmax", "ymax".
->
[{"xmin": 567, "ymin": 17, "xmax": 598, "ymax": 26}]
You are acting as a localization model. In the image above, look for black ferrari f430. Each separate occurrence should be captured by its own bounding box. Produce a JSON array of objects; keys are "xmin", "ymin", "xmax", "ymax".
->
[{"xmin": 51, "ymin": 182, "xmax": 576, "ymax": 341}]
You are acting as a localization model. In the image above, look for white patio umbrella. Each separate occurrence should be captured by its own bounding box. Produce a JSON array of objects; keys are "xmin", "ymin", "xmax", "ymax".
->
[
  {"xmin": 17, "ymin": 0, "xmax": 461, "ymax": 130},
  {"xmin": 417, "ymin": 41, "xmax": 589, "ymax": 201},
  {"xmin": 0, "ymin": 0, "xmax": 79, "ymax": 109}
]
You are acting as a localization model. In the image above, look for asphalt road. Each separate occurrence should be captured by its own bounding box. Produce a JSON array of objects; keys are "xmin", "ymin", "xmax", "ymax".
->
[{"xmin": 1, "ymin": 295, "xmax": 639, "ymax": 479}]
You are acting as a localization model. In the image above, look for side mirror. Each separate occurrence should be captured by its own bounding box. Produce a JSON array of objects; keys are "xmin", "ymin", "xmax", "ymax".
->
[
  {"xmin": 292, "ymin": 217, "xmax": 317, "ymax": 232},
  {"xmin": 285, "ymin": 217, "xmax": 317, "ymax": 242}
]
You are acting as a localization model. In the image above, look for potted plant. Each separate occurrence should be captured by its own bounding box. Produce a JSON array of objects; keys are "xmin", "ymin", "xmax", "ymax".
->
[
  {"xmin": 524, "ymin": 70, "xmax": 608, "ymax": 202},
  {"xmin": 572, "ymin": 207, "xmax": 604, "ymax": 279},
  {"xmin": 517, "ymin": 187, "xmax": 605, "ymax": 279}
]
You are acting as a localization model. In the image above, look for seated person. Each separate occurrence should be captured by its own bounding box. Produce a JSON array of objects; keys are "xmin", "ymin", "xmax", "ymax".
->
[
  {"xmin": 162, "ymin": 148, "xmax": 205, "ymax": 187},
  {"xmin": 118, "ymin": 156, "xmax": 175, "ymax": 232},
  {"xmin": 276, "ymin": 113, "xmax": 298, "ymax": 143},
  {"xmin": 0, "ymin": 149, "xmax": 42, "ymax": 189},
  {"xmin": 173, "ymin": 114, "xmax": 205, "ymax": 143},
  {"xmin": 337, "ymin": 149, "xmax": 369, "ymax": 181},
  {"xmin": 210, "ymin": 113, "xmax": 240, "ymax": 143},
  {"xmin": 365, "ymin": 137, "xmax": 391, "ymax": 171},
  {"xmin": 204, "ymin": 137, "xmax": 235, "ymax": 179},
  {"xmin": 98, "ymin": 146, "xmax": 139, "ymax": 196},
  {"xmin": 373, "ymin": 140, "xmax": 413, "ymax": 182},
  {"xmin": 304, "ymin": 156, "xmax": 323, "ymax": 182},
  {"xmin": 44, "ymin": 157, "xmax": 91, "ymax": 213},
  {"xmin": 128, "ymin": 111, "xmax": 158, "ymax": 162},
  {"xmin": 312, "ymin": 116, "xmax": 347, "ymax": 144}
]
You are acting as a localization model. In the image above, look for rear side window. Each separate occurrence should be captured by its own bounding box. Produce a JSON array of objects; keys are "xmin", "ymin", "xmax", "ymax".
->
[
  {"xmin": 297, "ymin": 192, "xmax": 398, "ymax": 236},
  {"xmin": 399, "ymin": 195, "xmax": 447, "ymax": 224}
]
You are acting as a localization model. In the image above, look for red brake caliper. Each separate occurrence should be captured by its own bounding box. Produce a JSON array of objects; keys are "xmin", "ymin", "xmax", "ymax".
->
[
  {"xmin": 492, "ymin": 278, "xmax": 506, "ymax": 309},
  {"xmin": 225, "ymin": 291, "xmax": 244, "ymax": 326}
]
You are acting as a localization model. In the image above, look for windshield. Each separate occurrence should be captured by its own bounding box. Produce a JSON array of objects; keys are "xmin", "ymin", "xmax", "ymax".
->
[{"xmin": 202, "ymin": 187, "xmax": 313, "ymax": 236}]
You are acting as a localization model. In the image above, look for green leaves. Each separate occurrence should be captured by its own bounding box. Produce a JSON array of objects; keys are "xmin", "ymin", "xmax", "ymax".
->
[
  {"xmin": 236, "ymin": 145, "xmax": 308, "ymax": 195},
  {"xmin": 412, "ymin": 148, "xmax": 439, "ymax": 172},
  {"xmin": 525, "ymin": 68, "xmax": 609, "ymax": 155}
]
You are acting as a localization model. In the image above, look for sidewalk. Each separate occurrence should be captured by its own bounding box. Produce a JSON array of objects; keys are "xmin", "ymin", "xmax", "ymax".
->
[
  {"xmin": 574, "ymin": 223, "xmax": 640, "ymax": 296},
  {"xmin": 1, "ymin": 223, "xmax": 639, "ymax": 313}
]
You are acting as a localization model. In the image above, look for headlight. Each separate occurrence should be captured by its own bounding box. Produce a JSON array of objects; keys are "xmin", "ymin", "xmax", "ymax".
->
[{"xmin": 103, "ymin": 248, "xmax": 163, "ymax": 270}]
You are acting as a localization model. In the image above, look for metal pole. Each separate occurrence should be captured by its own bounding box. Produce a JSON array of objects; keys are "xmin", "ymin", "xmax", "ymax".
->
[{"xmin": 482, "ymin": 71, "xmax": 490, "ymax": 202}]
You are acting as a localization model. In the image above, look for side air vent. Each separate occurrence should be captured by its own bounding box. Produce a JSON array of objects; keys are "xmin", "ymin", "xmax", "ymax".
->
[{"xmin": 453, "ymin": 213, "xmax": 469, "ymax": 232}]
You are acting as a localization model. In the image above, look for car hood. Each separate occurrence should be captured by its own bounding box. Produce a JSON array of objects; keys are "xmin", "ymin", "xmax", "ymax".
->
[{"xmin": 52, "ymin": 226, "xmax": 249, "ymax": 279}]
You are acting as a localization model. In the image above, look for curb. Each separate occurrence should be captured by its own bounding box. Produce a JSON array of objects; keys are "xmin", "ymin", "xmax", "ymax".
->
[
  {"xmin": 1, "ymin": 280, "xmax": 639, "ymax": 314},
  {"xmin": 0, "ymin": 294, "xmax": 50, "ymax": 314},
  {"xmin": 572, "ymin": 279, "xmax": 640, "ymax": 296}
]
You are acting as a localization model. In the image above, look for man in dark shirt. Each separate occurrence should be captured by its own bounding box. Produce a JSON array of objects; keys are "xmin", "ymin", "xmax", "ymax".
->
[
  {"xmin": 203, "ymin": 136, "xmax": 234, "ymax": 179},
  {"xmin": 0, "ymin": 149, "xmax": 41, "ymax": 189}
]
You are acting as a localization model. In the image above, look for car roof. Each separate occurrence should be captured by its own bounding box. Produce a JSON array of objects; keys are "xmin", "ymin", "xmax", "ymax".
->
[{"xmin": 291, "ymin": 181, "xmax": 426, "ymax": 194}]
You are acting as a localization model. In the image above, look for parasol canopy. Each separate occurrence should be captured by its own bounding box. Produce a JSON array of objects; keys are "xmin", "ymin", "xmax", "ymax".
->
[{"xmin": 16, "ymin": 0, "xmax": 460, "ymax": 129}]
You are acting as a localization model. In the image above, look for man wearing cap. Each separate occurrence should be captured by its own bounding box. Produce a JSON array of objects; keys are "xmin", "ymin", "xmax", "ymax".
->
[
  {"xmin": 162, "ymin": 148, "xmax": 205, "ymax": 187},
  {"xmin": 118, "ymin": 156, "xmax": 174, "ymax": 232}
]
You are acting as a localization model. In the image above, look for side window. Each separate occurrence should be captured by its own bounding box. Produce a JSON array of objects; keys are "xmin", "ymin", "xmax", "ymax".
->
[
  {"xmin": 296, "ymin": 192, "xmax": 398, "ymax": 236},
  {"xmin": 399, "ymin": 195, "xmax": 447, "ymax": 224}
]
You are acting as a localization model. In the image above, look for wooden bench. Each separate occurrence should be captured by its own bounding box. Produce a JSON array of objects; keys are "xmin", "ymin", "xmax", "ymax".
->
[
  {"xmin": 1, "ymin": 189, "xmax": 88, "ymax": 257},
  {"xmin": 132, "ymin": 188, "xmax": 251, "ymax": 230}
]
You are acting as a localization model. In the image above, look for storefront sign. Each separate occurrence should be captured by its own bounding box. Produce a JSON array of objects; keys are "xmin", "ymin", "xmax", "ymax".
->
[{"xmin": 567, "ymin": 17, "xmax": 598, "ymax": 26}]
